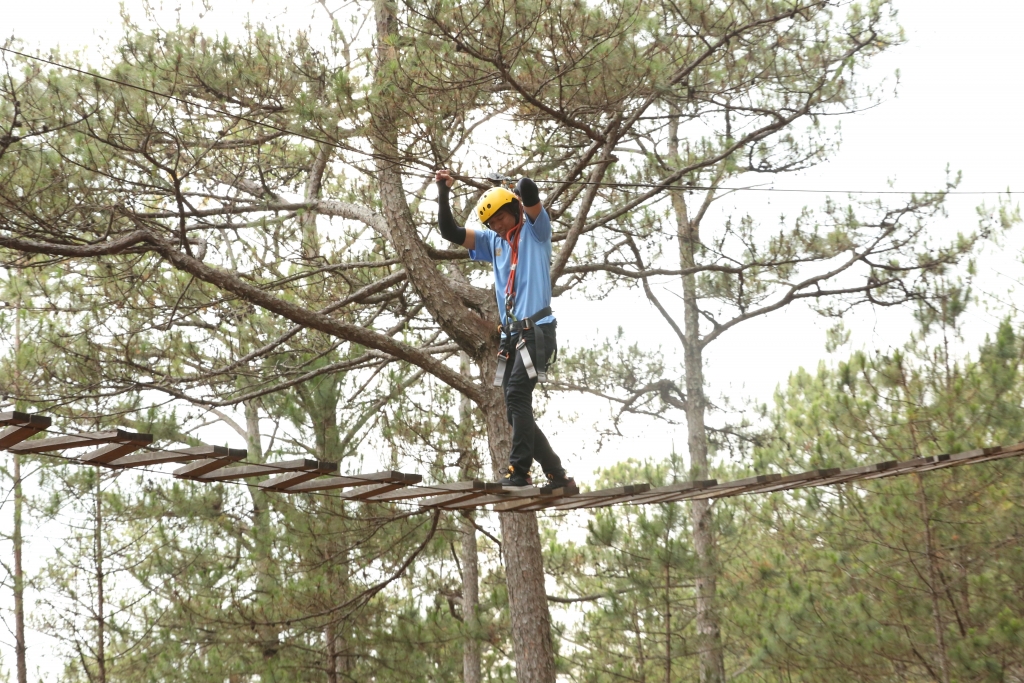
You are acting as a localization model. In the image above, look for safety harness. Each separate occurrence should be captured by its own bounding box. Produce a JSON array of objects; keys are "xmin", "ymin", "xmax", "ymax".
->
[{"xmin": 493, "ymin": 220, "xmax": 555, "ymax": 386}]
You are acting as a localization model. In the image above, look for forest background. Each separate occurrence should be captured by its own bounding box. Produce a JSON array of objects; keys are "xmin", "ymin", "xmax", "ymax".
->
[{"xmin": 0, "ymin": 0, "xmax": 1022, "ymax": 682}]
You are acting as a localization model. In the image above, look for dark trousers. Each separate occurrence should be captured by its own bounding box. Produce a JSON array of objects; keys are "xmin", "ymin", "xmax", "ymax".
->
[{"xmin": 502, "ymin": 323, "xmax": 564, "ymax": 476}]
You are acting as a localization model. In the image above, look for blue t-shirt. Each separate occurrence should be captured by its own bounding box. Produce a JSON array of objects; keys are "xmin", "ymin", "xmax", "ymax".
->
[{"xmin": 469, "ymin": 208, "xmax": 556, "ymax": 328}]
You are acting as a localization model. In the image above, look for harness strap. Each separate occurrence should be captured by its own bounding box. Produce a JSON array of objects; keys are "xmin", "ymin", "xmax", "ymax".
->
[
  {"xmin": 518, "ymin": 336, "xmax": 538, "ymax": 380},
  {"xmin": 493, "ymin": 352, "xmax": 509, "ymax": 386},
  {"xmin": 534, "ymin": 323, "xmax": 548, "ymax": 383},
  {"xmin": 493, "ymin": 307, "xmax": 554, "ymax": 385}
]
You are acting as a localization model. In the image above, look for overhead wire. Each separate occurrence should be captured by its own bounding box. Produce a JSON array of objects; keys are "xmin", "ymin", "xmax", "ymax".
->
[{"xmin": 0, "ymin": 45, "xmax": 1019, "ymax": 197}]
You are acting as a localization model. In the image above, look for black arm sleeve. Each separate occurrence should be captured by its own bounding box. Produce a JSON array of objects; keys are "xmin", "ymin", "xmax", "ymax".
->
[
  {"xmin": 436, "ymin": 181, "xmax": 467, "ymax": 245},
  {"xmin": 515, "ymin": 177, "xmax": 541, "ymax": 207}
]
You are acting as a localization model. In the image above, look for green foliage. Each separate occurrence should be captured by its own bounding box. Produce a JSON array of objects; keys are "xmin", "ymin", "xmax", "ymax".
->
[
  {"xmin": 551, "ymin": 318, "xmax": 1024, "ymax": 682},
  {"xmin": 547, "ymin": 456, "xmax": 703, "ymax": 681},
  {"xmin": 0, "ymin": 0, "xmax": 1016, "ymax": 679},
  {"xmin": 733, "ymin": 318, "xmax": 1024, "ymax": 681}
]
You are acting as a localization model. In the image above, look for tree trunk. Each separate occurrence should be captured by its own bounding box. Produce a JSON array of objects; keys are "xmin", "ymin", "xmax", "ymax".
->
[
  {"xmin": 94, "ymin": 472, "xmax": 107, "ymax": 683},
  {"xmin": 664, "ymin": 556, "xmax": 672, "ymax": 683},
  {"xmin": 13, "ymin": 449, "xmax": 27, "ymax": 683},
  {"xmin": 300, "ymin": 141, "xmax": 331, "ymax": 260},
  {"xmin": 370, "ymin": 0, "xmax": 492, "ymax": 360},
  {"xmin": 13, "ymin": 291, "xmax": 27, "ymax": 683},
  {"xmin": 326, "ymin": 627, "xmax": 338, "ymax": 683},
  {"xmin": 670, "ymin": 111, "xmax": 726, "ymax": 683},
  {"xmin": 459, "ymin": 354, "xmax": 482, "ymax": 683},
  {"xmin": 460, "ymin": 512, "xmax": 483, "ymax": 683},
  {"xmin": 916, "ymin": 474, "xmax": 952, "ymax": 683},
  {"xmin": 326, "ymin": 620, "xmax": 353, "ymax": 683},
  {"xmin": 326, "ymin": 539, "xmax": 353, "ymax": 680},
  {"xmin": 244, "ymin": 402, "xmax": 281, "ymax": 662},
  {"xmin": 369, "ymin": 3, "xmax": 557, "ymax": 680},
  {"xmin": 369, "ymin": 4, "xmax": 556, "ymax": 679},
  {"xmin": 311, "ymin": 393, "xmax": 352, "ymax": 683},
  {"xmin": 680, "ymin": 287, "xmax": 724, "ymax": 683},
  {"xmin": 681, "ymin": 272, "xmax": 726, "ymax": 683},
  {"xmin": 480, "ymin": 358, "xmax": 557, "ymax": 683}
]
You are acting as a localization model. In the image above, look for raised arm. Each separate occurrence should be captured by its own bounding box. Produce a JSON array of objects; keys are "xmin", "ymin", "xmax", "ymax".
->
[
  {"xmin": 515, "ymin": 177, "xmax": 543, "ymax": 221},
  {"xmin": 436, "ymin": 169, "xmax": 475, "ymax": 250}
]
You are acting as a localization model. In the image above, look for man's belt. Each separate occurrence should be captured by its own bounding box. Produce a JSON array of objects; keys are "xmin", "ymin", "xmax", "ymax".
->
[
  {"xmin": 504, "ymin": 308, "xmax": 549, "ymax": 334},
  {"xmin": 494, "ymin": 307, "xmax": 554, "ymax": 386}
]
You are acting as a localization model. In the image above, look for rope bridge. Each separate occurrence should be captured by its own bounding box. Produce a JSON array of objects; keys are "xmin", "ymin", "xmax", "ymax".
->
[{"xmin": 3, "ymin": 411, "xmax": 1019, "ymax": 512}]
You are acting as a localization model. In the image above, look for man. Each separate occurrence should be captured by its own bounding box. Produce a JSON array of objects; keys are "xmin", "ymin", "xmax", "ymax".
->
[{"xmin": 435, "ymin": 169, "xmax": 574, "ymax": 490}]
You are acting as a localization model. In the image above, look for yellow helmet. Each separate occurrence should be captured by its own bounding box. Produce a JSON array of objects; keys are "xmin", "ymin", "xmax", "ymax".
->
[{"xmin": 476, "ymin": 187, "xmax": 518, "ymax": 224}]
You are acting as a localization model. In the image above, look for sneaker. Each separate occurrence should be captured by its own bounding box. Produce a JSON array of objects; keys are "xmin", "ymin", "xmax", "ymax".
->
[
  {"xmin": 498, "ymin": 465, "xmax": 531, "ymax": 487},
  {"xmin": 541, "ymin": 471, "xmax": 576, "ymax": 492}
]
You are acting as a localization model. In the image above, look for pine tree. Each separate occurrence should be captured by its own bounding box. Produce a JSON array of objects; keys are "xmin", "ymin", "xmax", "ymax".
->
[{"xmin": 0, "ymin": 3, "xmax": 1013, "ymax": 680}]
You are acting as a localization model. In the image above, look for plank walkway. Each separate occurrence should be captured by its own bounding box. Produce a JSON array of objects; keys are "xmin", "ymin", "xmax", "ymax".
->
[{"xmin": 3, "ymin": 411, "xmax": 1022, "ymax": 512}]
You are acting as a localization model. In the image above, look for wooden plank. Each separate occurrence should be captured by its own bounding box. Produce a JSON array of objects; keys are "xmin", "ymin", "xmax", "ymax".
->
[
  {"xmin": 739, "ymin": 468, "xmax": 842, "ymax": 495},
  {"xmin": 0, "ymin": 425, "xmax": 50, "ymax": 450},
  {"xmin": 9, "ymin": 429, "xmax": 152, "ymax": 454},
  {"xmin": 260, "ymin": 462, "xmax": 344, "ymax": 489},
  {"xmin": 362, "ymin": 480, "xmax": 496, "ymax": 502},
  {"xmin": 418, "ymin": 487, "xmax": 504, "ymax": 508},
  {"xmin": 0, "ymin": 413, "xmax": 52, "ymax": 450},
  {"xmin": 682, "ymin": 473, "xmax": 783, "ymax": 501},
  {"xmin": 188, "ymin": 458, "xmax": 337, "ymax": 483},
  {"xmin": 436, "ymin": 494, "xmax": 515, "ymax": 510},
  {"xmin": 281, "ymin": 475, "xmax": 371, "ymax": 493},
  {"xmin": 335, "ymin": 481, "xmax": 415, "ymax": 501},
  {"xmin": 591, "ymin": 479, "xmax": 718, "ymax": 508},
  {"xmin": 79, "ymin": 441, "xmax": 152, "ymax": 466},
  {"xmin": 0, "ymin": 411, "xmax": 51, "ymax": 426},
  {"xmin": 792, "ymin": 460, "xmax": 899, "ymax": 489},
  {"xmin": 172, "ymin": 453, "xmax": 247, "ymax": 479},
  {"xmin": 107, "ymin": 446, "xmax": 244, "ymax": 468},
  {"xmin": 436, "ymin": 487, "xmax": 546, "ymax": 510},
  {"xmin": 856, "ymin": 454, "xmax": 950, "ymax": 480},
  {"xmin": 953, "ymin": 444, "xmax": 1024, "ymax": 467},
  {"xmin": 493, "ymin": 486, "xmax": 581, "ymax": 512},
  {"xmin": 525, "ymin": 487, "xmax": 590, "ymax": 512},
  {"xmin": 550, "ymin": 484, "xmax": 652, "ymax": 511},
  {"xmin": 925, "ymin": 448, "xmax": 991, "ymax": 470},
  {"xmin": 260, "ymin": 470, "xmax": 330, "ymax": 491},
  {"xmin": 987, "ymin": 441, "xmax": 1024, "ymax": 457},
  {"xmin": 913, "ymin": 445, "xmax": 1023, "ymax": 473},
  {"xmin": 569, "ymin": 484, "xmax": 650, "ymax": 500},
  {"xmin": 281, "ymin": 471, "xmax": 418, "ymax": 493}
]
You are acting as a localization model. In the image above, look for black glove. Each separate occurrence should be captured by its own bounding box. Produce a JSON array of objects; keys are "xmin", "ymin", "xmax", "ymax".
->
[{"xmin": 515, "ymin": 177, "xmax": 541, "ymax": 208}]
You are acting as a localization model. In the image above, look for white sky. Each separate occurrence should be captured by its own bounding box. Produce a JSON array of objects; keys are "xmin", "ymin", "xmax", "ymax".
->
[{"xmin": 4, "ymin": 0, "xmax": 1024, "ymax": 674}]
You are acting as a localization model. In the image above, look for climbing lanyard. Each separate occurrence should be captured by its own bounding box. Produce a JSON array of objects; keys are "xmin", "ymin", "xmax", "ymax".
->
[{"xmin": 503, "ymin": 224, "xmax": 522, "ymax": 326}]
